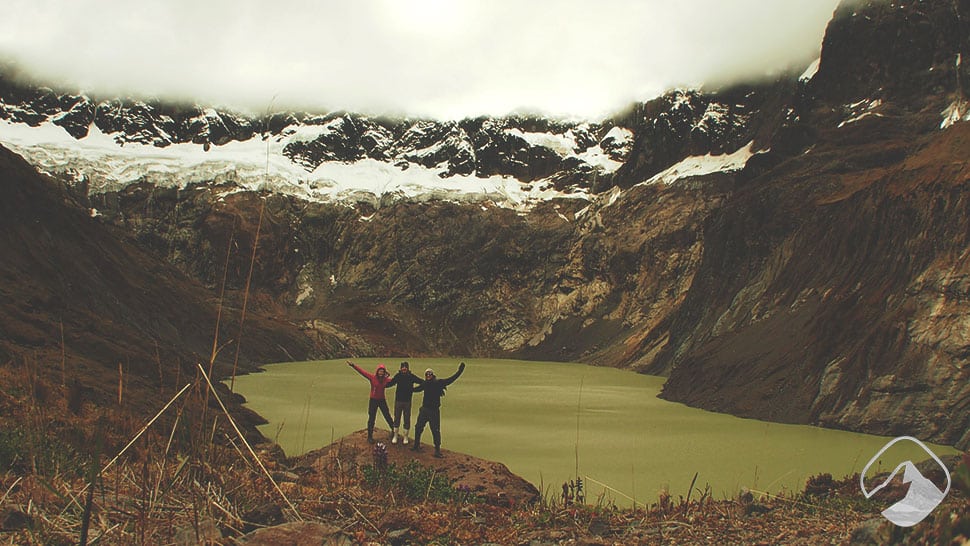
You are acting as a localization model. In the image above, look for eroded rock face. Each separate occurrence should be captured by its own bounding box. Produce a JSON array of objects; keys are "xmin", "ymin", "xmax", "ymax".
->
[
  {"xmin": 647, "ymin": 0, "xmax": 970, "ymax": 449},
  {"xmin": 654, "ymin": 111, "xmax": 970, "ymax": 450}
]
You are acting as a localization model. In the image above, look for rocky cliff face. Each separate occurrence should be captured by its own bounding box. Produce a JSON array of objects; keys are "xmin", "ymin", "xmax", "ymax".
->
[
  {"xmin": 652, "ymin": 0, "xmax": 970, "ymax": 449},
  {"xmin": 2, "ymin": 0, "xmax": 969, "ymax": 448}
]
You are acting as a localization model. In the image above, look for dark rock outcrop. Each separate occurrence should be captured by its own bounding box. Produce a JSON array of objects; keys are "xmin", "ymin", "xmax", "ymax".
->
[
  {"xmin": 810, "ymin": 0, "xmax": 970, "ymax": 104},
  {"xmin": 297, "ymin": 429, "xmax": 540, "ymax": 507}
]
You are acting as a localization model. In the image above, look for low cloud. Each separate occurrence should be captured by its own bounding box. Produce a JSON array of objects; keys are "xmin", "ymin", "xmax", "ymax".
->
[{"xmin": 0, "ymin": 0, "xmax": 840, "ymax": 119}]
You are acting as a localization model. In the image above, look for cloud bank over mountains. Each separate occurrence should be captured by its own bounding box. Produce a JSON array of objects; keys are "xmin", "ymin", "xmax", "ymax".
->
[{"xmin": 0, "ymin": 0, "xmax": 839, "ymax": 118}]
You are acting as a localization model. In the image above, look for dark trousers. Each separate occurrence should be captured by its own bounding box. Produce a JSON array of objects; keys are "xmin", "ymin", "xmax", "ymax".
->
[
  {"xmin": 393, "ymin": 400, "xmax": 413, "ymax": 430},
  {"xmin": 367, "ymin": 398, "xmax": 393, "ymax": 433},
  {"xmin": 414, "ymin": 406, "xmax": 441, "ymax": 447}
]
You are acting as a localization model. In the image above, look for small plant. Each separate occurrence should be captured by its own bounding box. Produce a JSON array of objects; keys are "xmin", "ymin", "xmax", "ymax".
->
[
  {"xmin": 804, "ymin": 472, "xmax": 835, "ymax": 498},
  {"xmin": 561, "ymin": 477, "xmax": 585, "ymax": 505},
  {"xmin": 0, "ymin": 423, "xmax": 84, "ymax": 477},
  {"xmin": 372, "ymin": 441, "xmax": 388, "ymax": 471},
  {"xmin": 361, "ymin": 460, "xmax": 477, "ymax": 503}
]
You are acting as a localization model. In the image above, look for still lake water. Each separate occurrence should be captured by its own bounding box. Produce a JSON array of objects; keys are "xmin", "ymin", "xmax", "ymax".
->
[{"xmin": 231, "ymin": 358, "xmax": 958, "ymax": 505}]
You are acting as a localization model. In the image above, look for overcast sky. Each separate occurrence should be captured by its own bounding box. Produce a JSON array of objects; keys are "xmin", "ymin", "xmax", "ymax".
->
[{"xmin": 0, "ymin": 0, "xmax": 841, "ymax": 120}]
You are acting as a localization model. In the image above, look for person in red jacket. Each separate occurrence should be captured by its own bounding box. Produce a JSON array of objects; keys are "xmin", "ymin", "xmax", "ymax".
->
[{"xmin": 347, "ymin": 361, "xmax": 395, "ymax": 443}]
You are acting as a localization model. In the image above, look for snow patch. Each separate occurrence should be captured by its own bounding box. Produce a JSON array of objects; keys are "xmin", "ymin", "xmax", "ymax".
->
[
  {"xmin": 671, "ymin": 89, "xmax": 695, "ymax": 110},
  {"xmin": 800, "ymin": 57, "xmax": 820, "ymax": 82},
  {"xmin": 639, "ymin": 141, "xmax": 757, "ymax": 186},
  {"xmin": 505, "ymin": 128, "xmax": 577, "ymax": 156},
  {"xmin": 602, "ymin": 126, "xmax": 633, "ymax": 146},
  {"xmin": 941, "ymin": 100, "xmax": 970, "ymax": 129},
  {"xmin": 838, "ymin": 99, "xmax": 883, "ymax": 128},
  {"xmin": 605, "ymin": 185, "xmax": 623, "ymax": 206},
  {"xmin": 283, "ymin": 122, "xmax": 342, "ymax": 143},
  {"xmin": 295, "ymin": 282, "xmax": 314, "ymax": 306},
  {"xmin": 0, "ymin": 119, "xmax": 591, "ymax": 211},
  {"xmin": 574, "ymin": 145, "xmax": 623, "ymax": 172}
]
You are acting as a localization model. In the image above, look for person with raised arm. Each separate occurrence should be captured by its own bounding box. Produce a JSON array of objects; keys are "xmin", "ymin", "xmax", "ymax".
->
[
  {"xmin": 347, "ymin": 360, "xmax": 395, "ymax": 443},
  {"xmin": 411, "ymin": 361, "xmax": 466, "ymax": 458}
]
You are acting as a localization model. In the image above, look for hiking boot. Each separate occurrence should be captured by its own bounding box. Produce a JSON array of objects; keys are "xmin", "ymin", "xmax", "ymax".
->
[
  {"xmin": 410, "ymin": 442, "xmax": 420, "ymax": 452},
  {"xmin": 367, "ymin": 429, "xmax": 374, "ymax": 444},
  {"xmin": 391, "ymin": 428, "xmax": 398, "ymax": 444},
  {"xmin": 433, "ymin": 447, "xmax": 443, "ymax": 458},
  {"xmin": 402, "ymin": 432, "xmax": 409, "ymax": 445}
]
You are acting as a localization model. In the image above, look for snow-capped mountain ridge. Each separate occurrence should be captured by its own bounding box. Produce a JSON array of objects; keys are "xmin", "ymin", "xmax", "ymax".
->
[{"xmin": 0, "ymin": 67, "xmax": 771, "ymax": 208}]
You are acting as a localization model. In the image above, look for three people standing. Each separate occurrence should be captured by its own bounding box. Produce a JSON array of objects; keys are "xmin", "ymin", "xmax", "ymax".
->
[
  {"xmin": 348, "ymin": 359, "xmax": 467, "ymax": 457},
  {"xmin": 347, "ymin": 360, "xmax": 465, "ymax": 452}
]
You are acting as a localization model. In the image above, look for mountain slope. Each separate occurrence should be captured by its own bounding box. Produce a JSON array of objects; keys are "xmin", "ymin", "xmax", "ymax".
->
[
  {"xmin": 0, "ymin": 142, "xmax": 317, "ymax": 415},
  {"xmin": 652, "ymin": 0, "xmax": 970, "ymax": 449}
]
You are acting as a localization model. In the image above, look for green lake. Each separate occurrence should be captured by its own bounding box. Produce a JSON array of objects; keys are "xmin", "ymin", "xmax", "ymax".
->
[{"xmin": 231, "ymin": 358, "xmax": 958, "ymax": 506}]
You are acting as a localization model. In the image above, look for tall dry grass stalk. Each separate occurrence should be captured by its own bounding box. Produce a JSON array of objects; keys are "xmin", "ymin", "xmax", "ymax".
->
[
  {"xmin": 195, "ymin": 362, "xmax": 302, "ymax": 521},
  {"xmin": 59, "ymin": 319, "xmax": 66, "ymax": 387},
  {"xmin": 154, "ymin": 340, "xmax": 163, "ymax": 395},
  {"xmin": 210, "ymin": 222, "xmax": 236, "ymax": 366},
  {"xmin": 117, "ymin": 362, "xmax": 123, "ymax": 406},
  {"xmin": 201, "ymin": 220, "xmax": 237, "ymax": 432},
  {"xmin": 301, "ymin": 394, "xmax": 311, "ymax": 455},
  {"xmin": 230, "ymin": 199, "xmax": 265, "ymax": 392},
  {"xmin": 575, "ymin": 376, "xmax": 583, "ymax": 480},
  {"xmin": 101, "ymin": 383, "xmax": 193, "ymax": 476},
  {"xmin": 78, "ymin": 426, "xmax": 102, "ymax": 546}
]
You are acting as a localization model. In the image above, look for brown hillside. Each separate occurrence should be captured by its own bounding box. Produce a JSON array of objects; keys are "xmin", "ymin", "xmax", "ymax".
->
[{"xmin": 0, "ymin": 143, "xmax": 314, "ymax": 417}]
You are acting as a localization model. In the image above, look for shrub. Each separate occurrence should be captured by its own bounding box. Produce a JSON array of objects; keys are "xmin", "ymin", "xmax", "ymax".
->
[
  {"xmin": 361, "ymin": 460, "xmax": 478, "ymax": 503},
  {"xmin": 0, "ymin": 425, "xmax": 84, "ymax": 476}
]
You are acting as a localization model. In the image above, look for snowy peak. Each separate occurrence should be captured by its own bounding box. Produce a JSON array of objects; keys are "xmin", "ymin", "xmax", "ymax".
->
[
  {"xmin": 0, "ymin": 72, "xmax": 639, "ymax": 195},
  {"xmin": 612, "ymin": 84, "xmax": 784, "ymax": 187},
  {"xmin": 392, "ymin": 120, "xmax": 475, "ymax": 176}
]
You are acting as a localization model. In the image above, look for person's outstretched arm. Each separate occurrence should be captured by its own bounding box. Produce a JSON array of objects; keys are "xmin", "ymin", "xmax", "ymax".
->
[
  {"xmin": 347, "ymin": 361, "xmax": 373, "ymax": 381},
  {"xmin": 441, "ymin": 362, "xmax": 466, "ymax": 386}
]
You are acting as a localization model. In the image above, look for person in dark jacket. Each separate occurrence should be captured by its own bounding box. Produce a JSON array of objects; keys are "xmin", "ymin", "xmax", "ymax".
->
[
  {"xmin": 411, "ymin": 361, "xmax": 465, "ymax": 458},
  {"xmin": 347, "ymin": 361, "xmax": 395, "ymax": 443},
  {"xmin": 387, "ymin": 361, "xmax": 423, "ymax": 445}
]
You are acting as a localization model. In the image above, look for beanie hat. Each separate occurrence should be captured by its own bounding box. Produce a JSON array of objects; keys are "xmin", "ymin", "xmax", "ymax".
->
[
  {"xmin": 400, "ymin": 361, "xmax": 410, "ymax": 369},
  {"xmin": 425, "ymin": 368, "xmax": 435, "ymax": 376}
]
